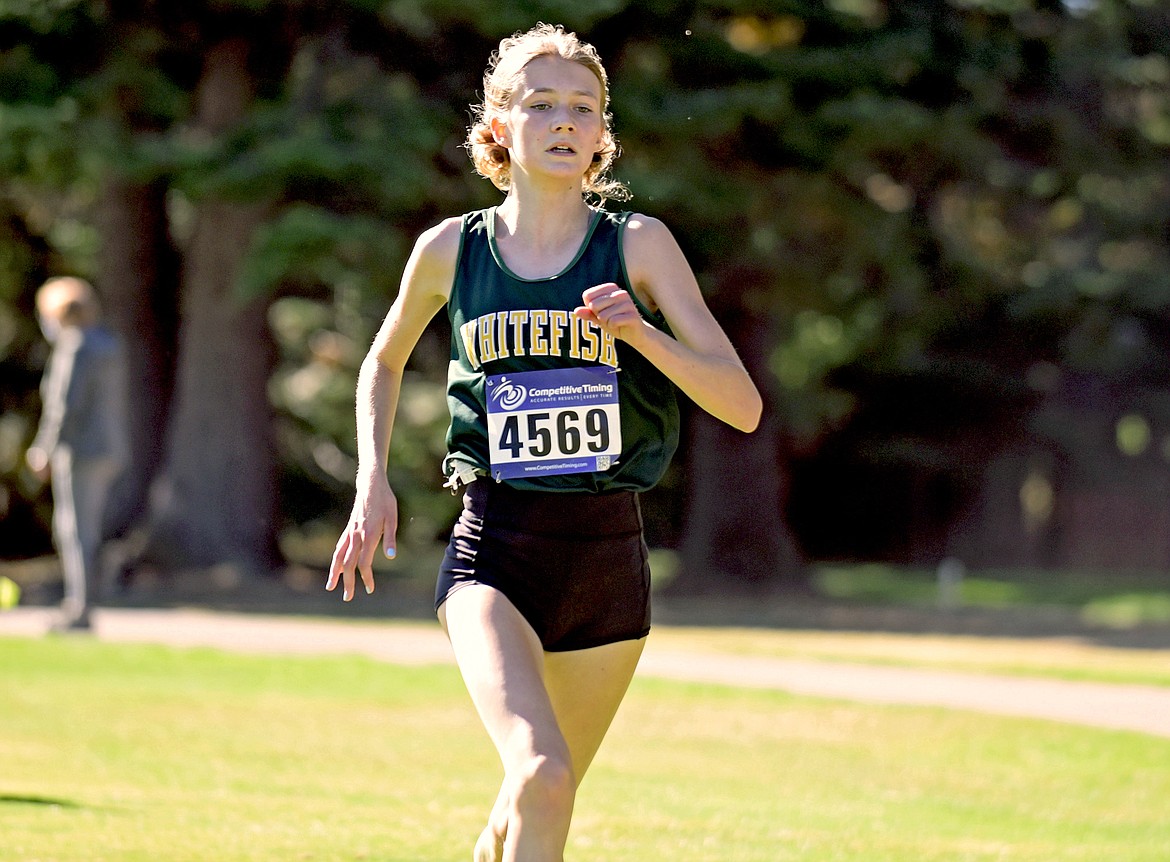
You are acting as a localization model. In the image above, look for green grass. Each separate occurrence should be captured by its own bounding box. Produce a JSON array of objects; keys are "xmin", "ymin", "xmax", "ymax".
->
[
  {"xmin": 814, "ymin": 562, "xmax": 1170, "ymax": 626},
  {"xmin": 3, "ymin": 636, "xmax": 1169, "ymax": 861}
]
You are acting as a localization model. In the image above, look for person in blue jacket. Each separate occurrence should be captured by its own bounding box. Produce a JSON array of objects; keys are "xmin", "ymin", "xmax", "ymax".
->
[{"xmin": 27, "ymin": 276, "xmax": 129, "ymax": 632}]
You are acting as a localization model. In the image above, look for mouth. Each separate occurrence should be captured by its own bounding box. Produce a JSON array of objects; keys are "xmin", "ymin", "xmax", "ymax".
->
[{"xmin": 547, "ymin": 144, "xmax": 576, "ymax": 154}]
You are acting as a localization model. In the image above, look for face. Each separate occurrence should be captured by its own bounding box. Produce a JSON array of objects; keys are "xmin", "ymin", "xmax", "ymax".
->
[
  {"xmin": 37, "ymin": 311, "xmax": 61, "ymax": 343},
  {"xmin": 492, "ymin": 55, "xmax": 604, "ymax": 187},
  {"xmin": 36, "ymin": 291, "xmax": 68, "ymax": 343}
]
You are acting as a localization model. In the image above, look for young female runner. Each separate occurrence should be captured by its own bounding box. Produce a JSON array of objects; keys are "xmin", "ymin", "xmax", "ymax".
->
[{"xmin": 328, "ymin": 23, "xmax": 762, "ymax": 861}]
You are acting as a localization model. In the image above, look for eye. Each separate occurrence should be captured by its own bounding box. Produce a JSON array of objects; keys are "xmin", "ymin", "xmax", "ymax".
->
[
  {"xmin": 574, "ymin": 105, "xmax": 594, "ymax": 114},
  {"xmin": 531, "ymin": 102, "xmax": 552, "ymax": 111}
]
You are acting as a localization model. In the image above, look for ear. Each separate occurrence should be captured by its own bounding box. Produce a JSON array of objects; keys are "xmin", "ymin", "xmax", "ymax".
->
[{"xmin": 490, "ymin": 116, "xmax": 510, "ymax": 149}]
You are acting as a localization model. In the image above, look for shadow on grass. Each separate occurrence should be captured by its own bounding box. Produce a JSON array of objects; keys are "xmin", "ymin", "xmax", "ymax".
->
[{"xmin": 0, "ymin": 794, "xmax": 81, "ymax": 808}]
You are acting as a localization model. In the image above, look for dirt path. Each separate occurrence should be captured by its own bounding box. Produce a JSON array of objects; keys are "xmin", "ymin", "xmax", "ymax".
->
[{"xmin": 3, "ymin": 606, "xmax": 1169, "ymax": 739}]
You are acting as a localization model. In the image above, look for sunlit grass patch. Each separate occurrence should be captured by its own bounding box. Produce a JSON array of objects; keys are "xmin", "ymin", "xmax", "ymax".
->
[
  {"xmin": 814, "ymin": 562, "xmax": 1170, "ymax": 625},
  {"xmin": 2, "ymin": 636, "xmax": 1169, "ymax": 861}
]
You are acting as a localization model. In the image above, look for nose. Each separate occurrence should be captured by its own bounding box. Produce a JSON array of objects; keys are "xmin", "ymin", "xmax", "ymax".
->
[{"xmin": 552, "ymin": 109, "xmax": 575, "ymax": 132}]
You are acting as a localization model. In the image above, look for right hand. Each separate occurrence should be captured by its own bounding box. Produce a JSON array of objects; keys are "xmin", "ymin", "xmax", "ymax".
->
[
  {"xmin": 327, "ymin": 476, "xmax": 398, "ymax": 602},
  {"xmin": 575, "ymin": 283, "xmax": 649, "ymax": 348}
]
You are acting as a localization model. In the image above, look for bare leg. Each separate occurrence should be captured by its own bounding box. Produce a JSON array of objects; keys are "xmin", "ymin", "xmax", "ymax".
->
[
  {"xmin": 441, "ymin": 585, "xmax": 575, "ymax": 862},
  {"xmin": 544, "ymin": 637, "xmax": 645, "ymax": 779},
  {"xmin": 442, "ymin": 586, "xmax": 645, "ymax": 861}
]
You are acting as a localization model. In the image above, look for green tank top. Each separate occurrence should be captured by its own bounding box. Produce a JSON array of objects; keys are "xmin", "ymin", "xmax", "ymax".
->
[{"xmin": 444, "ymin": 206, "xmax": 680, "ymax": 492}]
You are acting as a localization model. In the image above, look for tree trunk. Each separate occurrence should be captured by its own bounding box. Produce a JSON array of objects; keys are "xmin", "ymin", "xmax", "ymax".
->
[
  {"xmin": 672, "ymin": 408, "xmax": 805, "ymax": 594},
  {"xmin": 98, "ymin": 176, "xmax": 179, "ymax": 539},
  {"xmin": 139, "ymin": 38, "xmax": 282, "ymax": 574},
  {"xmin": 671, "ymin": 306, "xmax": 806, "ymax": 595}
]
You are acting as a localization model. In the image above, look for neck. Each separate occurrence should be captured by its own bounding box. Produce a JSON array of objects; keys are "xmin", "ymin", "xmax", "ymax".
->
[{"xmin": 495, "ymin": 179, "xmax": 591, "ymax": 248}]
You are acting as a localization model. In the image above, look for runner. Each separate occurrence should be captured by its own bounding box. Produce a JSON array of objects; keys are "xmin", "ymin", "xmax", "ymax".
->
[{"xmin": 328, "ymin": 23, "xmax": 761, "ymax": 861}]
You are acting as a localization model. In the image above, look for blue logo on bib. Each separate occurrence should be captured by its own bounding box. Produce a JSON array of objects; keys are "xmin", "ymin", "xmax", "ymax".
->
[{"xmin": 489, "ymin": 376, "xmax": 528, "ymax": 411}]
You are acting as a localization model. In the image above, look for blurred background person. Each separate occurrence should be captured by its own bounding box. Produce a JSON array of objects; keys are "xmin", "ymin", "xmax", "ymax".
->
[{"xmin": 26, "ymin": 276, "xmax": 129, "ymax": 632}]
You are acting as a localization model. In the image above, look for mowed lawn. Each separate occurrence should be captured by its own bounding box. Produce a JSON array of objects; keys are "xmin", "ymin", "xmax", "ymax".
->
[{"xmin": 2, "ymin": 634, "xmax": 1169, "ymax": 862}]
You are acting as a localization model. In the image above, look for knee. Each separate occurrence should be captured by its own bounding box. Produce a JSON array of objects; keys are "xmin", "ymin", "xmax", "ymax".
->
[{"xmin": 510, "ymin": 753, "xmax": 575, "ymax": 821}]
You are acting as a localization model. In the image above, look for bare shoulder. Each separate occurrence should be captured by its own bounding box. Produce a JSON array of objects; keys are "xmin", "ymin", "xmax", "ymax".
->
[
  {"xmin": 622, "ymin": 212, "xmax": 697, "ymax": 310},
  {"xmin": 413, "ymin": 216, "xmax": 463, "ymax": 271},
  {"xmin": 623, "ymin": 212, "xmax": 676, "ymax": 253},
  {"xmin": 416, "ymin": 215, "xmax": 463, "ymax": 254},
  {"xmin": 622, "ymin": 212, "xmax": 689, "ymax": 274},
  {"xmin": 405, "ymin": 216, "xmax": 463, "ymax": 302}
]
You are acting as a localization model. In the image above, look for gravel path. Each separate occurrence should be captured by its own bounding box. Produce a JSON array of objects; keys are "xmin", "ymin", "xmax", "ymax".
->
[{"xmin": 4, "ymin": 606, "xmax": 1169, "ymax": 739}]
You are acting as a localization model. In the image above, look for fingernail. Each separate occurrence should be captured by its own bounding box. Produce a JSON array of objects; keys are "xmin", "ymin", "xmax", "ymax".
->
[
  {"xmin": 343, "ymin": 590, "xmax": 351, "ymax": 601},
  {"xmin": 385, "ymin": 548, "xmax": 396, "ymax": 559},
  {"xmin": 365, "ymin": 584, "xmax": 374, "ymax": 595}
]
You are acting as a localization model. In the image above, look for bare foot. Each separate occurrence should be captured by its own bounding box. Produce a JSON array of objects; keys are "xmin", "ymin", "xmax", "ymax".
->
[{"xmin": 473, "ymin": 824, "xmax": 504, "ymax": 862}]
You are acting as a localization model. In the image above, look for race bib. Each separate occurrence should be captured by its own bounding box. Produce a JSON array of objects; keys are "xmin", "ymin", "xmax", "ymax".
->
[{"xmin": 486, "ymin": 367, "xmax": 621, "ymax": 480}]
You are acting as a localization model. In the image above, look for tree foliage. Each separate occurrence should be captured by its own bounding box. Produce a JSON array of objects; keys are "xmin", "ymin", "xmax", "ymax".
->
[{"xmin": 1, "ymin": 0, "xmax": 1168, "ymax": 582}]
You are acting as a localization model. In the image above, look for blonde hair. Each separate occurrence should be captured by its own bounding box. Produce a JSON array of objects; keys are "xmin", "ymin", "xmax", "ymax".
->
[
  {"xmin": 465, "ymin": 23, "xmax": 629, "ymax": 203},
  {"xmin": 36, "ymin": 277, "xmax": 100, "ymax": 327}
]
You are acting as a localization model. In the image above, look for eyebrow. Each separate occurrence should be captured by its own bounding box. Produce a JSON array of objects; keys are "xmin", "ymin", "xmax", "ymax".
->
[{"xmin": 526, "ymin": 87, "xmax": 599, "ymax": 99}]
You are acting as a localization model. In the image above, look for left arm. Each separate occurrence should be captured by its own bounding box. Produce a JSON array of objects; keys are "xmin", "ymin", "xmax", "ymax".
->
[{"xmin": 575, "ymin": 214, "xmax": 762, "ymax": 432}]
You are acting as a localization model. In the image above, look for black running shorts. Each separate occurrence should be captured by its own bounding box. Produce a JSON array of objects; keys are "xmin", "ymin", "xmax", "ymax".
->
[{"xmin": 436, "ymin": 480, "xmax": 652, "ymax": 652}]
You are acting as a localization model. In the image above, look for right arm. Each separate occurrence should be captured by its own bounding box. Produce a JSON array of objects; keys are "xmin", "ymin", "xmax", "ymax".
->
[
  {"xmin": 27, "ymin": 329, "xmax": 84, "ymax": 478},
  {"xmin": 327, "ymin": 217, "xmax": 461, "ymax": 601}
]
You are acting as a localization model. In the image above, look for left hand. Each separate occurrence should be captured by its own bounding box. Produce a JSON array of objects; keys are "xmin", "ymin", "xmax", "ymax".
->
[
  {"xmin": 25, "ymin": 447, "xmax": 50, "ymax": 481},
  {"xmin": 575, "ymin": 283, "xmax": 648, "ymax": 346}
]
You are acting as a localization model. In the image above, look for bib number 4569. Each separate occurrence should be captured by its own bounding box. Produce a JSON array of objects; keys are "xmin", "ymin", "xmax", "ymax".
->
[
  {"xmin": 485, "ymin": 366, "xmax": 622, "ymax": 479},
  {"xmin": 497, "ymin": 408, "xmax": 611, "ymax": 459}
]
